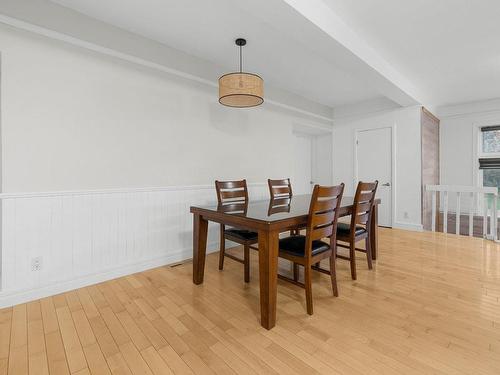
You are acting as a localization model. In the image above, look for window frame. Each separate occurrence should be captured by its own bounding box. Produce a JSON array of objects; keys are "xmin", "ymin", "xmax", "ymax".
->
[
  {"xmin": 477, "ymin": 128, "xmax": 500, "ymax": 159},
  {"xmin": 475, "ymin": 123, "xmax": 500, "ymax": 214}
]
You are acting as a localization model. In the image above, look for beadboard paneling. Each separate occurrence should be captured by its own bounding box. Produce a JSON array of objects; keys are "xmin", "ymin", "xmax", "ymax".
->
[{"xmin": 0, "ymin": 183, "xmax": 268, "ymax": 307}]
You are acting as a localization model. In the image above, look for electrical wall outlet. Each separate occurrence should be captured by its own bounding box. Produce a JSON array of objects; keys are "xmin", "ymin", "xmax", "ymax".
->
[
  {"xmin": 404, "ymin": 212, "xmax": 409, "ymax": 219},
  {"xmin": 31, "ymin": 256, "xmax": 42, "ymax": 272}
]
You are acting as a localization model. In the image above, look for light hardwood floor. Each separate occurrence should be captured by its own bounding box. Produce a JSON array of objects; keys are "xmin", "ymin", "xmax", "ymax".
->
[{"xmin": 1, "ymin": 228, "xmax": 500, "ymax": 375}]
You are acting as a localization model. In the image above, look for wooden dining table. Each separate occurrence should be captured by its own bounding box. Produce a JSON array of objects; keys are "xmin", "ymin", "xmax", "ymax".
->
[{"xmin": 190, "ymin": 194, "xmax": 381, "ymax": 330}]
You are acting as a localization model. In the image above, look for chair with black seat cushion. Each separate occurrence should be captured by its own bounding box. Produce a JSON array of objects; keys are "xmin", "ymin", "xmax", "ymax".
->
[
  {"xmin": 336, "ymin": 181, "xmax": 378, "ymax": 280},
  {"xmin": 215, "ymin": 180, "xmax": 258, "ymax": 282},
  {"xmin": 277, "ymin": 183, "xmax": 344, "ymax": 315}
]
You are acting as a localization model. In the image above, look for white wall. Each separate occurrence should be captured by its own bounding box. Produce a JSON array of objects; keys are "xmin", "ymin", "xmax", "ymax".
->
[
  {"xmin": 439, "ymin": 101, "xmax": 500, "ymax": 213},
  {"xmin": 440, "ymin": 107, "xmax": 500, "ymax": 188},
  {"xmin": 1, "ymin": 25, "xmax": 332, "ymax": 192},
  {"xmin": 0, "ymin": 24, "xmax": 332, "ymax": 306},
  {"xmin": 313, "ymin": 134, "xmax": 334, "ymax": 185},
  {"xmin": 332, "ymin": 106, "xmax": 423, "ymax": 230}
]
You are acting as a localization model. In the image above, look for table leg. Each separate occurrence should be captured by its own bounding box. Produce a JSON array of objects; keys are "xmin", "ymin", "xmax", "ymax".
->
[
  {"xmin": 370, "ymin": 204, "xmax": 379, "ymax": 260},
  {"xmin": 193, "ymin": 213, "xmax": 208, "ymax": 284},
  {"xmin": 258, "ymin": 229, "xmax": 279, "ymax": 329}
]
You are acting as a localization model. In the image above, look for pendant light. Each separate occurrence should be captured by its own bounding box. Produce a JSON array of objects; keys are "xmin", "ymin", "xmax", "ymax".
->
[{"xmin": 219, "ymin": 38, "xmax": 264, "ymax": 108}]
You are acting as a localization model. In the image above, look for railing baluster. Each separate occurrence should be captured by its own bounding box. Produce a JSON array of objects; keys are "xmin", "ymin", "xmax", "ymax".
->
[
  {"xmin": 494, "ymin": 194, "xmax": 498, "ymax": 241},
  {"xmin": 483, "ymin": 193, "xmax": 488, "ymax": 238},
  {"xmin": 469, "ymin": 192, "xmax": 474, "ymax": 237},
  {"xmin": 425, "ymin": 185, "xmax": 497, "ymax": 241},
  {"xmin": 431, "ymin": 191, "xmax": 436, "ymax": 232},
  {"xmin": 443, "ymin": 191, "xmax": 448, "ymax": 233}
]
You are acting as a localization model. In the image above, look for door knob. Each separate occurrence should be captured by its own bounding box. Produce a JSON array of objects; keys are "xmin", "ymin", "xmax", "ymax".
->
[{"xmin": 382, "ymin": 182, "xmax": 390, "ymax": 186}]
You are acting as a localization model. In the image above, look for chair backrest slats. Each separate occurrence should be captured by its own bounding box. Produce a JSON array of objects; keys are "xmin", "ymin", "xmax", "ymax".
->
[
  {"xmin": 215, "ymin": 180, "xmax": 249, "ymax": 205},
  {"xmin": 357, "ymin": 201, "xmax": 372, "ymax": 214},
  {"xmin": 351, "ymin": 181, "xmax": 378, "ymax": 227},
  {"xmin": 357, "ymin": 212, "xmax": 370, "ymax": 224},
  {"xmin": 268, "ymin": 197, "xmax": 292, "ymax": 215},
  {"xmin": 311, "ymin": 210, "xmax": 336, "ymax": 228},
  {"xmin": 359, "ymin": 192, "xmax": 374, "ymax": 202},
  {"xmin": 268, "ymin": 178, "xmax": 293, "ymax": 199},
  {"xmin": 311, "ymin": 225, "xmax": 334, "ymax": 240},
  {"xmin": 219, "ymin": 189, "xmax": 246, "ymax": 201},
  {"xmin": 219, "ymin": 180, "xmax": 246, "ymax": 189},
  {"xmin": 312, "ymin": 198, "xmax": 337, "ymax": 213},
  {"xmin": 306, "ymin": 184, "xmax": 345, "ymax": 247}
]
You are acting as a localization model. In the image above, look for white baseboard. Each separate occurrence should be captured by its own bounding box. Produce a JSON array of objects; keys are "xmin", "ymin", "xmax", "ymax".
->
[
  {"xmin": 392, "ymin": 222, "xmax": 424, "ymax": 232},
  {"xmin": 0, "ymin": 242, "xmax": 218, "ymax": 308}
]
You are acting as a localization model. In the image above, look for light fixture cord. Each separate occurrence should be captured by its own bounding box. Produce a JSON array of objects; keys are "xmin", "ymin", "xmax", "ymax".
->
[{"xmin": 239, "ymin": 44, "xmax": 242, "ymax": 73}]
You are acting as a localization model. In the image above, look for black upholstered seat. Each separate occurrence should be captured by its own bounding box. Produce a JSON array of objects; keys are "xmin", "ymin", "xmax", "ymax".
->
[
  {"xmin": 336, "ymin": 222, "xmax": 367, "ymax": 237},
  {"xmin": 224, "ymin": 228, "xmax": 258, "ymax": 241},
  {"xmin": 279, "ymin": 235, "xmax": 330, "ymax": 257}
]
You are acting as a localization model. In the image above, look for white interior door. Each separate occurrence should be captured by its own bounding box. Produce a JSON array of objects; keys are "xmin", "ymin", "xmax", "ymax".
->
[
  {"xmin": 293, "ymin": 134, "xmax": 313, "ymax": 194},
  {"xmin": 356, "ymin": 127, "xmax": 392, "ymax": 227}
]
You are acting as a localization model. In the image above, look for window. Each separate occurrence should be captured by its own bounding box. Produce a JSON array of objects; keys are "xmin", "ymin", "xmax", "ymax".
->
[
  {"xmin": 482, "ymin": 126, "xmax": 500, "ymax": 153},
  {"xmin": 479, "ymin": 126, "xmax": 500, "ymax": 210}
]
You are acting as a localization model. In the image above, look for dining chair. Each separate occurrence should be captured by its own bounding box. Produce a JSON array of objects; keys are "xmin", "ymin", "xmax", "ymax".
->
[
  {"xmin": 215, "ymin": 180, "xmax": 258, "ymax": 282},
  {"xmin": 276, "ymin": 183, "xmax": 344, "ymax": 315},
  {"xmin": 336, "ymin": 181, "xmax": 379, "ymax": 280},
  {"xmin": 268, "ymin": 178, "xmax": 293, "ymax": 198},
  {"xmin": 268, "ymin": 178, "xmax": 301, "ymax": 235}
]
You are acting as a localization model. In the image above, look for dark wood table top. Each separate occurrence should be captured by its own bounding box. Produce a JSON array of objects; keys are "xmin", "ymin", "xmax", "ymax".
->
[{"xmin": 190, "ymin": 194, "xmax": 380, "ymax": 224}]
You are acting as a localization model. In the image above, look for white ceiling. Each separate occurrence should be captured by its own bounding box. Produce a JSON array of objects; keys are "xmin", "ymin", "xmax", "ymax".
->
[
  {"xmin": 49, "ymin": 0, "xmax": 382, "ymax": 108},
  {"xmin": 324, "ymin": 0, "xmax": 500, "ymax": 106},
  {"xmin": 47, "ymin": 0, "xmax": 500, "ymax": 109}
]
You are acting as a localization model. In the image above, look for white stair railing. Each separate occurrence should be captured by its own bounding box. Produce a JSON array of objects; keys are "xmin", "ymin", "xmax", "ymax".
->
[{"xmin": 426, "ymin": 185, "xmax": 498, "ymax": 241}]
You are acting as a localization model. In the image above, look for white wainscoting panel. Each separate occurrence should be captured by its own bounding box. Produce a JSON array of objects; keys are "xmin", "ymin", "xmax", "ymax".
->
[{"xmin": 0, "ymin": 183, "xmax": 268, "ymax": 307}]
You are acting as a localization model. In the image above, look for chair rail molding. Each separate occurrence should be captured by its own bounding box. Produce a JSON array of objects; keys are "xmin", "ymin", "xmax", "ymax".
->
[{"xmin": 0, "ymin": 183, "xmax": 268, "ymax": 308}]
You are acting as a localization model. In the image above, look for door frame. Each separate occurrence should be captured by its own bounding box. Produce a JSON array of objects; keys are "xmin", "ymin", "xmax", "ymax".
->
[{"xmin": 354, "ymin": 125, "xmax": 395, "ymax": 227}]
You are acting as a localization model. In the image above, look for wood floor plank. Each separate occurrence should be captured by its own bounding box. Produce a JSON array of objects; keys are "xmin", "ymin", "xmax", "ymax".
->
[
  {"xmin": 40, "ymin": 298, "xmax": 60, "ymax": 335},
  {"xmin": 70, "ymin": 309, "xmax": 96, "ymax": 349},
  {"xmin": 134, "ymin": 316, "xmax": 168, "ymax": 350},
  {"xmin": 76, "ymin": 289, "xmax": 100, "ymax": 320},
  {"xmin": 98, "ymin": 285, "xmax": 125, "ymax": 314},
  {"xmin": 1, "ymin": 228, "xmax": 500, "ymax": 374},
  {"xmin": 180, "ymin": 351, "xmax": 215, "ymax": 375},
  {"xmin": 0, "ymin": 308, "xmax": 13, "ymax": 375},
  {"xmin": 97, "ymin": 307, "xmax": 130, "ymax": 347},
  {"xmin": 105, "ymin": 353, "xmax": 132, "ymax": 375},
  {"xmin": 82, "ymin": 342, "xmax": 111, "ymax": 375},
  {"xmin": 44, "ymin": 331, "xmax": 70, "ymax": 375},
  {"xmin": 118, "ymin": 342, "xmax": 153, "ymax": 375},
  {"xmin": 55, "ymin": 306, "xmax": 87, "ymax": 373},
  {"xmin": 8, "ymin": 304, "xmax": 28, "ymax": 375},
  {"xmin": 27, "ymin": 301, "xmax": 49, "ymax": 375},
  {"xmin": 208, "ymin": 327, "xmax": 277, "ymax": 375},
  {"xmin": 115, "ymin": 310, "xmax": 151, "ymax": 351},
  {"xmin": 157, "ymin": 345, "xmax": 194, "ymax": 375},
  {"xmin": 140, "ymin": 346, "xmax": 174, "ymax": 375},
  {"xmin": 64, "ymin": 291, "xmax": 83, "ymax": 313},
  {"xmin": 88, "ymin": 316, "xmax": 120, "ymax": 359}
]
